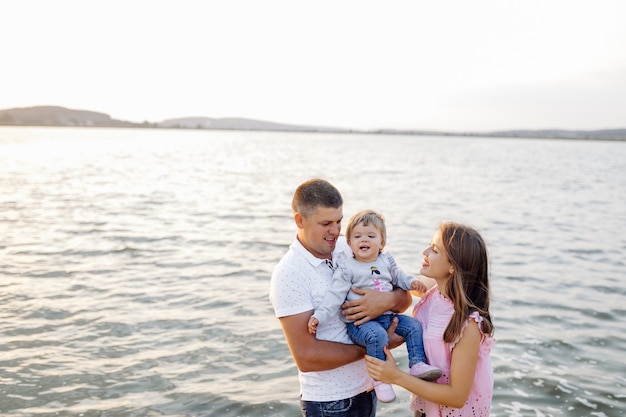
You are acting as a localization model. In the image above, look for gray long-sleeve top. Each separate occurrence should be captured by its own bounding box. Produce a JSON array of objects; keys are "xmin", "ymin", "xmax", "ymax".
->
[{"xmin": 312, "ymin": 251, "xmax": 417, "ymax": 325}]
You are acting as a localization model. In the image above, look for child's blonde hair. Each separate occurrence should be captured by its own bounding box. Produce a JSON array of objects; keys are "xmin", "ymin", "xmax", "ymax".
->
[{"xmin": 345, "ymin": 210, "xmax": 386, "ymax": 248}]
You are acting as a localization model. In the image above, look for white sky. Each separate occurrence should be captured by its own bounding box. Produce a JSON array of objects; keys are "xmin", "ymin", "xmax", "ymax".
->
[{"xmin": 2, "ymin": 0, "xmax": 625, "ymax": 131}]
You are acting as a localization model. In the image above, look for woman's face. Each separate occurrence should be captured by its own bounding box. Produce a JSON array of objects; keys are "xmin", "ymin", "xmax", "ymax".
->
[{"xmin": 421, "ymin": 229, "xmax": 453, "ymax": 281}]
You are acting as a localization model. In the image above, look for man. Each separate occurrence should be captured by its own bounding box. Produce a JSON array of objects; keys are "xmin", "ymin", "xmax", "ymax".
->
[{"xmin": 270, "ymin": 178, "xmax": 412, "ymax": 416}]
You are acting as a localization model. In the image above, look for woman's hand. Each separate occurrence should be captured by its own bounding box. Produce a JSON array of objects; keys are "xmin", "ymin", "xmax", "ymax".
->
[{"xmin": 365, "ymin": 346, "xmax": 402, "ymax": 383}]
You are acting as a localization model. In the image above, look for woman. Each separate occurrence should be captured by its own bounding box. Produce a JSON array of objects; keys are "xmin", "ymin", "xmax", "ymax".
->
[{"xmin": 365, "ymin": 222, "xmax": 495, "ymax": 416}]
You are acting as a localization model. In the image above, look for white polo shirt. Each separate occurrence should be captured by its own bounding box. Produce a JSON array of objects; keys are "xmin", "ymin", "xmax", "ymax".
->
[{"xmin": 269, "ymin": 236, "xmax": 373, "ymax": 401}]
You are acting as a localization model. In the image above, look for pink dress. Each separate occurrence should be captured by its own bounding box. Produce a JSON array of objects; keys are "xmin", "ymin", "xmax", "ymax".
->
[{"xmin": 410, "ymin": 286, "xmax": 494, "ymax": 417}]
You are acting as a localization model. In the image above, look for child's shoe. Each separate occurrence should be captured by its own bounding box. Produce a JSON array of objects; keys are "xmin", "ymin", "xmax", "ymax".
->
[
  {"xmin": 410, "ymin": 362, "xmax": 442, "ymax": 381},
  {"xmin": 373, "ymin": 380, "xmax": 396, "ymax": 402}
]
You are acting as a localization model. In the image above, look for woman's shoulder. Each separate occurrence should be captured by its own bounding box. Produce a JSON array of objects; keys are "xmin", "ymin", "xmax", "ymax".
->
[{"xmin": 451, "ymin": 311, "xmax": 495, "ymax": 349}]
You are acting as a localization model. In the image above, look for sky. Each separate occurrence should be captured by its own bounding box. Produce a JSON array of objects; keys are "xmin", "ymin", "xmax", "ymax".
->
[{"xmin": 2, "ymin": 0, "xmax": 626, "ymax": 132}]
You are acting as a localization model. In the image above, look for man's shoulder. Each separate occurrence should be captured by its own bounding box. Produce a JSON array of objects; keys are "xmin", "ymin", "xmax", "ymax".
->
[
  {"xmin": 273, "ymin": 242, "xmax": 306, "ymax": 274},
  {"xmin": 274, "ymin": 239, "xmax": 327, "ymax": 283}
]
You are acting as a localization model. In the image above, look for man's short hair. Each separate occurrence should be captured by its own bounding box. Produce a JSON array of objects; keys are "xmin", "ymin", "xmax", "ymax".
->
[{"xmin": 292, "ymin": 178, "xmax": 343, "ymax": 218}]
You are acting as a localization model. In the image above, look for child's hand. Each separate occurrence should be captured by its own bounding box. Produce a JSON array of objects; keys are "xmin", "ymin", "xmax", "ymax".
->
[
  {"xmin": 308, "ymin": 316, "xmax": 319, "ymax": 334},
  {"xmin": 411, "ymin": 279, "xmax": 428, "ymax": 295}
]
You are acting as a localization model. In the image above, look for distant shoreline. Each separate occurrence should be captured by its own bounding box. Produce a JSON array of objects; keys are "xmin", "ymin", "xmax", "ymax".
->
[
  {"xmin": 3, "ymin": 123, "xmax": 625, "ymax": 142},
  {"xmin": 1, "ymin": 105, "xmax": 625, "ymax": 141}
]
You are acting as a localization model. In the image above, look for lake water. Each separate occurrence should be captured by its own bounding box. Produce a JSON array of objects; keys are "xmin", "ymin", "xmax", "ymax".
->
[{"xmin": 1, "ymin": 126, "xmax": 625, "ymax": 417}]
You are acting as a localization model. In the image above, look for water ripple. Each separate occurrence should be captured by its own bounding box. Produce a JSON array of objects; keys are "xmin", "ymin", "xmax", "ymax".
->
[{"xmin": 2, "ymin": 128, "xmax": 625, "ymax": 416}]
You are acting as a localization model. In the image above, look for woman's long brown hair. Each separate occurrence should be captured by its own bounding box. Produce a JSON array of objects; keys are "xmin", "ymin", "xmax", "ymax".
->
[{"xmin": 440, "ymin": 222, "xmax": 494, "ymax": 343}]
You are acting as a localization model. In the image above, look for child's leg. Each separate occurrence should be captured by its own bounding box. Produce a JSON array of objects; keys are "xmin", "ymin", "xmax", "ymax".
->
[
  {"xmin": 394, "ymin": 315, "xmax": 442, "ymax": 381},
  {"xmin": 347, "ymin": 317, "xmax": 390, "ymax": 361},
  {"xmin": 393, "ymin": 314, "xmax": 426, "ymax": 367},
  {"xmin": 349, "ymin": 316, "xmax": 397, "ymax": 402}
]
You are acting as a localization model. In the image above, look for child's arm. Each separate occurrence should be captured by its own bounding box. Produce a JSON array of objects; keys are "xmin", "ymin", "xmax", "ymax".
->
[
  {"xmin": 310, "ymin": 266, "xmax": 353, "ymax": 328},
  {"xmin": 410, "ymin": 279, "xmax": 428, "ymax": 296},
  {"xmin": 386, "ymin": 252, "xmax": 421, "ymax": 292},
  {"xmin": 365, "ymin": 320, "xmax": 482, "ymax": 408}
]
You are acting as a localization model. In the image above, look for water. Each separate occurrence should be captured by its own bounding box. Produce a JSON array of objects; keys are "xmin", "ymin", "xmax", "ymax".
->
[{"xmin": 1, "ymin": 126, "xmax": 625, "ymax": 417}]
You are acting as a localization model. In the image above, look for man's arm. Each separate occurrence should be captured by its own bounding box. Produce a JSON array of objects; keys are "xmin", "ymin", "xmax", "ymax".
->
[
  {"xmin": 341, "ymin": 287, "xmax": 412, "ymax": 326},
  {"xmin": 279, "ymin": 310, "xmax": 366, "ymax": 373}
]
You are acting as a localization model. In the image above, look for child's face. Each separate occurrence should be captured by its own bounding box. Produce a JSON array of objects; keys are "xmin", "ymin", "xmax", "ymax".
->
[{"xmin": 348, "ymin": 222, "xmax": 383, "ymax": 263}]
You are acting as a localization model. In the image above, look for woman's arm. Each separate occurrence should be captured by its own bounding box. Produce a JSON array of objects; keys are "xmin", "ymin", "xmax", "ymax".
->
[
  {"xmin": 365, "ymin": 320, "xmax": 481, "ymax": 408},
  {"xmin": 279, "ymin": 310, "xmax": 366, "ymax": 373}
]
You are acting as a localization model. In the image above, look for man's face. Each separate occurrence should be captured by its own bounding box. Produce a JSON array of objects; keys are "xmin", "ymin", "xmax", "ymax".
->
[{"xmin": 296, "ymin": 206, "xmax": 343, "ymax": 259}]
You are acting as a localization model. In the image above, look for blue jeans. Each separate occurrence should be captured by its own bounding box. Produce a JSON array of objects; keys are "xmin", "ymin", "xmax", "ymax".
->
[
  {"xmin": 347, "ymin": 313, "xmax": 426, "ymax": 367},
  {"xmin": 300, "ymin": 389, "xmax": 376, "ymax": 417}
]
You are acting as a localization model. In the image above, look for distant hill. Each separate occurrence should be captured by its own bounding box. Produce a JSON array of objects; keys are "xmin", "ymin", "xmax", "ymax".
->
[
  {"xmin": 0, "ymin": 106, "xmax": 139, "ymax": 127},
  {"xmin": 0, "ymin": 106, "xmax": 344, "ymax": 133},
  {"xmin": 0, "ymin": 105, "xmax": 624, "ymax": 140},
  {"xmin": 158, "ymin": 116, "xmax": 344, "ymax": 132}
]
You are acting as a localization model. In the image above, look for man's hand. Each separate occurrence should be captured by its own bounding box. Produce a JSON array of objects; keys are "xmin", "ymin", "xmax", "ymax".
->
[
  {"xmin": 342, "ymin": 287, "xmax": 393, "ymax": 325},
  {"xmin": 342, "ymin": 287, "xmax": 411, "ymax": 326},
  {"xmin": 386, "ymin": 316, "xmax": 406, "ymax": 349}
]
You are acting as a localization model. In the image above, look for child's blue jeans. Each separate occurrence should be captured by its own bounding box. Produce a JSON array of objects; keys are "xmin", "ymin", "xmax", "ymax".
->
[{"xmin": 347, "ymin": 313, "xmax": 426, "ymax": 367}]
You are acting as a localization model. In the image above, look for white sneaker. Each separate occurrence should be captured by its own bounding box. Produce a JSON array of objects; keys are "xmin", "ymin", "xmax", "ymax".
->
[
  {"xmin": 410, "ymin": 362, "xmax": 442, "ymax": 381},
  {"xmin": 373, "ymin": 381, "xmax": 396, "ymax": 403}
]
